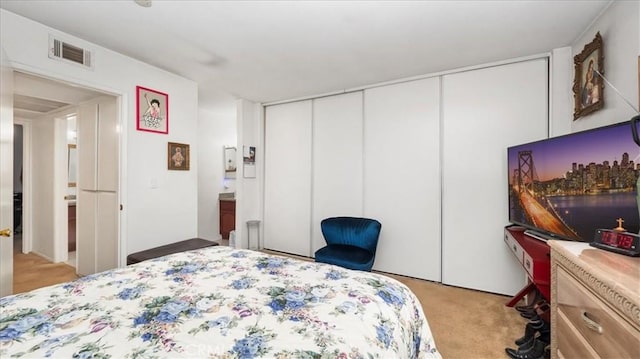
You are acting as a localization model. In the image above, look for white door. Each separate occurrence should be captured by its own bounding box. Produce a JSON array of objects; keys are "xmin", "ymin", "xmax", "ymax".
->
[
  {"xmin": 0, "ymin": 51, "xmax": 14, "ymax": 297},
  {"xmin": 311, "ymin": 92, "xmax": 364, "ymax": 254},
  {"xmin": 76, "ymin": 97, "xmax": 119, "ymax": 276},
  {"xmin": 263, "ymin": 100, "xmax": 312, "ymax": 256},
  {"xmin": 441, "ymin": 58, "xmax": 548, "ymax": 295},
  {"xmin": 363, "ymin": 77, "xmax": 442, "ymax": 281}
]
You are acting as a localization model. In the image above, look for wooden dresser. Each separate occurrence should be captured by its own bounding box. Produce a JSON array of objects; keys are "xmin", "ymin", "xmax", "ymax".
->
[{"xmin": 549, "ymin": 240, "xmax": 640, "ymax": 359}]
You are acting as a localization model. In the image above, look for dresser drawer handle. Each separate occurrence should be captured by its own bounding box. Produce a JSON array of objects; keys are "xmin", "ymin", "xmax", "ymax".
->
[{"xmin": 581, "ymin": 311, "xmax": 603, "ymax": 334}]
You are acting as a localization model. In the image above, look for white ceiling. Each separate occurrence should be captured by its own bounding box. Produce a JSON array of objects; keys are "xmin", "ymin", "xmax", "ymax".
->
[{"xmin": 1, "ymin": 0, "xmax": 611, "ymax": 112}]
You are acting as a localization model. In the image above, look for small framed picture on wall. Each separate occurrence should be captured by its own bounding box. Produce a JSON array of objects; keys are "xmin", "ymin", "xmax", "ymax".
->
[
  {"xmin": 572, "ymin": 32, "xmax": 604, "ymax": 120},
  {"xmin": 168, "ymin": 142, "xmax": 190, "ymax": 170},
  {"xmin": 136, "ymin": 86, "xmax": 169, "ymax": 134},
  {"xmin": 243, "ymin": 145, "xmax": 256, "ymax": 178}
]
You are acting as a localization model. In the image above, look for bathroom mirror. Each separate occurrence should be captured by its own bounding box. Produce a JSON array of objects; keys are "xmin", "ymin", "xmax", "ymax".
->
[
  {"xmin": 68, "ymin": 144, "xmax": 77, "ymax": 187},
  {"xmin": 224, "ymin": 146, "xmax": 237, "ymax": 179}
]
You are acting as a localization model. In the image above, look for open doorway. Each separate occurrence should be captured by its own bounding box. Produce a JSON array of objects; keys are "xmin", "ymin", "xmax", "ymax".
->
[
  {"xmin": 12, "ymin": 71, "xmax": 119, "ymax": 291},
  {"xmin": 13, "ymin": 124, "xmax": 23, "ymax": 255}
]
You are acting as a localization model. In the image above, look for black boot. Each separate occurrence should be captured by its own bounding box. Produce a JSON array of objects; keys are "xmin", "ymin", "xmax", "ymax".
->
[
  {"xmin": 505, "ymin": 338, "xmax": 548, "ymax": 359},
  {"xmin": 516, "ymin": 299, "xmax": 548, "ymax": 317},
  {"xmin": 515, "ymin": 321, "xmax": 545, "ymax": 346},
  {"xmin": 520, "ymin": 310, "xmax": 538, "ymax": 319},
  {"xmin": 515, "ymin": 292, "xmax": 544, "ymax": 313},
  {"xmin": 516, "ymin": 335, "xmax": 537, "ymax": 352},
  {"xmin": 518, "ymin": 326, "xmax": 550, "ymax": 353}
]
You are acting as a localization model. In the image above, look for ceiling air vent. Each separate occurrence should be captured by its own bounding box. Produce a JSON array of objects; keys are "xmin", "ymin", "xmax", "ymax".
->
[{"xmin": 49, "ymin": 36, "xmax": 92, "ymax": 69}]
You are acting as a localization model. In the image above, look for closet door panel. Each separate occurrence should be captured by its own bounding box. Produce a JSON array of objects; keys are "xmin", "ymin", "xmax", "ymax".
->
[
  {"xmin": 76, "ymin": 191, "xmax": 96, "ymax": 277},
  {"xmin": 95, "ymin": 192, "xmax": 118, "ymax": 272},
  {"xmin": 77, "ymin": 102, "xmax": 98, "ymax": 191},
  {"xmin": 441, "ymin": 58, "xmax": 548, "ymax": 295},
  {"xmin": 364, "ymin": 78, "xmax": 441, "ymax": 281},
  {"xmin": 311, "ymin": 92, "xmax": 364, "ymax": 254},
  {"xmin": 76, "ymin": 98, "xmax": 120, "ymax": 275},
  {"xmin": 97, "ymin": 98, "xmax": 118, "ymax": 192},
  {"xmin": 264, "ymin": 100, "xmax": 312, "ymax": 256}
]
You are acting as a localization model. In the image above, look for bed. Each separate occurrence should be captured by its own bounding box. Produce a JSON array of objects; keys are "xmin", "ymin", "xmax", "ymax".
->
[{"xmin": 0, "ymin": 246, "xmax": 442, "ymax": 358}]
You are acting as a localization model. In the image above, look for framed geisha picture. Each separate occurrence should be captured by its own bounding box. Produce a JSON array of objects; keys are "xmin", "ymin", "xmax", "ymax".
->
[{"xmin": 136, "ymin": 86, "xmax": 169, "ymax": 134}]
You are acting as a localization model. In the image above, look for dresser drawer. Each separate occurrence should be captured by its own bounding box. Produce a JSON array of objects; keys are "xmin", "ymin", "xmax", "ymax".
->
[
  {"xmin": 556, "ymin": 310, "xmax": 599, "ymax": 359},
  {"xmin": 504, "ymin": 231, "xmax": 524, "ymax": 265},
  {"xmin": 557, "ymin": 268, "xmax": 640, "ymax": 359},
  {"xmin": 523, "ymin": 251, "xmax": 534, "ymax": 277}
]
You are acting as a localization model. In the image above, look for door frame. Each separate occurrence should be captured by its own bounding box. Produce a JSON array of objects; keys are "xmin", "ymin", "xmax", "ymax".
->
[
  {"xmin": 52, "ymin": 109, "xmax": 77, "ymax": 264},
  {"xmin": 9, "ymin": 64, "xmax": 126, "ymax": 272},
  {"xmin": 0, "ymin": 47, "xmax": 14, "ymax": 297},
  {"xmin": 13, "ymin": 119, "xmax": 32, "ymax": 254}
]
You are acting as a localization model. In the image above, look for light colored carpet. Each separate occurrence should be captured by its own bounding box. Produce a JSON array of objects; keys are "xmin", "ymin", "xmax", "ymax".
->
[
  {"xmin": 388, "ymin": 273, "xmax": 527, "ymax": 358},
  {"xmin": 264, "ymin": 249, "xmax": 527, "ymax": 358}
]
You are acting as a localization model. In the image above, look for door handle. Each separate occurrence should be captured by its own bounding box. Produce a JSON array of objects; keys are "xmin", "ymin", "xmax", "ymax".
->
[{"xmin": 0, "ymin": 228, "xmax": 11, "ymax": 237}]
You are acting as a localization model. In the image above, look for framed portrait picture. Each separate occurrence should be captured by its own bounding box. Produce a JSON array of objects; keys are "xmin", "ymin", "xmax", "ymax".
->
[
  {"xmin": 243, "ymin": 145, "xmax": 256, "ymax": 178},
  {"xmin": 136, "ymin": 86, "xmax": 169, "ymax": 134},
  {"xmin": 572, "ymin": 32, "xmax": 604, "ymax": 120},
  {"xmin": 168, "ymin": 142, "xmax": 190, "ymax": 170}
]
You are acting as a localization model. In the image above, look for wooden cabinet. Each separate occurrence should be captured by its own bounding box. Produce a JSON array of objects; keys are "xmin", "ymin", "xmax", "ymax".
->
[
  {"xmin": 219, "ymin": 199, "xmax": 235, "ymax": 240},
  {"xmin": 68, "ymin": 204, "xmax": 76, "ymax": 252},
  {"xmin": 549, "ymin": 240, "xmax": 640, "ymax": 359}
]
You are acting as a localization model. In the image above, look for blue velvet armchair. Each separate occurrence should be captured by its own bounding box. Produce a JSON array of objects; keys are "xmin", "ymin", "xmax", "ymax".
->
[{"xmin": 314, "ymin": 217, "xmax": 382, "ymax": 271}]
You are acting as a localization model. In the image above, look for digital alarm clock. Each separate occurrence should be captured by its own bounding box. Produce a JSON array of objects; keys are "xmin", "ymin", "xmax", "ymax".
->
[{"xmin": 590, "ymin": 229, "xmax": 640, "ymax": 257}]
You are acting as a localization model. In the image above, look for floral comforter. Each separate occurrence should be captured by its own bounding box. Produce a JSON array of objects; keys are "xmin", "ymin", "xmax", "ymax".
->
[{"xmin": 0, "ymin": 246, "xmax": 441, "ymax": 358}]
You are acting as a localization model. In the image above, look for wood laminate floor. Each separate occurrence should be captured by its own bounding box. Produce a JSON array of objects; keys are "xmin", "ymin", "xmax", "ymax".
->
[{"xmin": 12, "ymin": 236, "xmax": 78, "ymax": 294}]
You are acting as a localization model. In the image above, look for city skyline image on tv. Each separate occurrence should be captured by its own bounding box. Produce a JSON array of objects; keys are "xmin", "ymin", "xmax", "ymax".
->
[{"xmin": 508, "ymin": 121, "xmax": 640, "ymax": 242}]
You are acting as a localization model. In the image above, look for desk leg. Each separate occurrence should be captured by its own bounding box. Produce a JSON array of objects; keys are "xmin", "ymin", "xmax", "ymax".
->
[{"xmin": 506, "ymin": 282, "xmax": 536, "ymax": 307}]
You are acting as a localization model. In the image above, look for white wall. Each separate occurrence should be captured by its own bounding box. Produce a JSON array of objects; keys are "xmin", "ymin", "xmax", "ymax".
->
[
  {"xmin": 550, "ymin": 47, "xmax": 573, "ymax": 137},
  {"xmin": 236, "ymin": 99, "xmax": 263, "ymax": 250},
  {"xmin": 1, "ymin": 10, "xmax": 200, "ymax": 257},
  {"xmin": 569, "ymin": 0, "xmax": 639, "ymax": 131}
]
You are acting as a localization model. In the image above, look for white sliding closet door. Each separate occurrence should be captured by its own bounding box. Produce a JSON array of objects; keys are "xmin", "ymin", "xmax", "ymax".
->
[
  {"xmin": 364, "ymin": 78, "xmax": 441, "ymax": 281},
  {"xmin": 311, "ymin": 92, "xmax": 364, "ymax": 254},
  {"xmin": 441, "ymin": 58, "xmax": 548, "ymax": 295},
  {"xmin": 264, "ymin": 101, "xmax": 312, "ymax": 256}
]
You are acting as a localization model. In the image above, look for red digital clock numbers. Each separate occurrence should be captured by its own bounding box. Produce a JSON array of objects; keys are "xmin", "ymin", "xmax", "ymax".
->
[
  {"xmin": 601, "ymin": 231, "xmax": 634, "ymax": 249},
  {"xmin": 591, "ymin": 229, "xmax": 640, "ymax": 257},
  {"xmin": 619, "ymin": 234, "xmax": 634, "ymax": 249}
]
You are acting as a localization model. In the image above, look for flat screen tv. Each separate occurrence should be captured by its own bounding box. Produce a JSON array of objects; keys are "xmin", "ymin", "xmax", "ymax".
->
[{"xmin": 508, "ymin": 120, "xmax": 640, "ymax": 242}]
